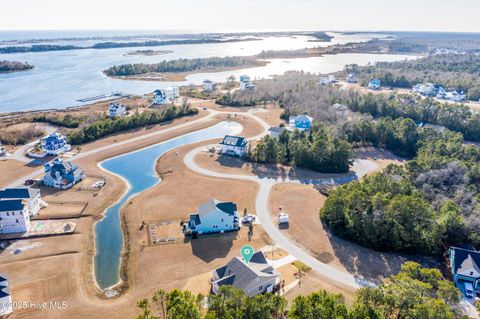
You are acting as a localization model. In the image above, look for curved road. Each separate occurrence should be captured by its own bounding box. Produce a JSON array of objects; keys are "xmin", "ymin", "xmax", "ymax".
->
[
  {"xmin": 183, "ymin": 110, "xmax": 380, "ymax": 289},
  {"xmin": 7, "ymin": 105, "xmax": 377, "ymax": 289}
]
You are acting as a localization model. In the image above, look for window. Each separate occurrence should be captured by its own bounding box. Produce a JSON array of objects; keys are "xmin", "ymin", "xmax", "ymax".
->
[
  {"xmin": 221, "ymin": 219, "xmax": 224, "ymax": 222},
  {"xmin": 259, "ymin": 285, "xmax": 263, "ymax": 291}
]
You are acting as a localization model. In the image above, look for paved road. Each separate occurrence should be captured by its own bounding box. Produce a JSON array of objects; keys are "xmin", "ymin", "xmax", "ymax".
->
[
  {"xmin": 184, "ymin": 141, "xmax": 379, "ymax": 289},
  {"xmin": 6, "ymin": 109, "xmax": 222, "ymax": 188}
]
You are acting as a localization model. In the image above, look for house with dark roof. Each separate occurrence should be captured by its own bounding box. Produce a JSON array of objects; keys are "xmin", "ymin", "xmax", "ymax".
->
[
  {"xmin": 0, "ymin": 187, "xmax": 45, "ymax": 234},
  {"xmin": 187, "ymin": 199, "xmax": 239, "ymax": 235},
  {"xmin": 449, "ymin": 247, "xmax": 480, "ymax": 297},
  {"xmin": 219, "ymin": 135, "xmax": 248, "ymax": 157},
  {"xmin": 41, "ymin": 132, "xmax": 71, "ymax": 156},
  {"xmin": 0, "ymin": 274, "xmax": 13, "ymax": 317},
  {"xmin": 0, "ymin": 187, "xmax": 43, "ymax": 216},
  {"xmin": 43, "ymin": 158, "xmax": 85, "ymax": 189},
  {"xmin": 212, "ymin": 251, "xmax": 280, "ymax": 297},
  {"xmin": 109, "ymin": 103, "xmax": 127, "ymax": 118}
]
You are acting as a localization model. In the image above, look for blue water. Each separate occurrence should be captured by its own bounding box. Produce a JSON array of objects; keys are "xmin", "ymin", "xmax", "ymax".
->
[{"xmin": 94, "ymin": 121, "xmax": 242, "ymax": 289}]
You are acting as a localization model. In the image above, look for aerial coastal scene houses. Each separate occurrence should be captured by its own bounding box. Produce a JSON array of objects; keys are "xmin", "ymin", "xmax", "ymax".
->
[
  {"xmin": 0, "ymin": 187, "xmax": 44, "ymax": 234},
  {"xmin": 202, "ymin": 79, "xmax": 217, "ymax": 92},
  {"xmin": 288, "ymin": 115, "xmax": 313, "ymax": 131},
  {"xmin": 108, "ymin": 103, "xmax": 127, "ymax": 118},
  {"xmin": 212, "ymin": 251, "xmax": 280, "ymax": 296},
  {"xmin": 239, "ymin": 75, "xmax": 255, "ymax": 92},
  {"xmin": 186, "ymin": 199, "xmax": 239, "ymax": 236},
  {"xmin": 152, "ymin": 85, "xmax": 180, "ymax": 105},
  {"xmin": 412, "ymin": 82, "xmax": 466, "ymax": 102},
  {"xmin": 43, "ymin": 158, "xmax": 85, "ymax": 189},
  {"xmin": 219, "ymin": 135, "xmax": 248, "ymax": 157},
  {"xmin": 41, "ymin": 132, "xmax": 71, "ymax": 156}
]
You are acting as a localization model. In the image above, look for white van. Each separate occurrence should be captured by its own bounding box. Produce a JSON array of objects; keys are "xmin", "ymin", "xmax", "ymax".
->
[{"xmin": 464, "ymin": 282, "xmax": 474, "ymax": 298}]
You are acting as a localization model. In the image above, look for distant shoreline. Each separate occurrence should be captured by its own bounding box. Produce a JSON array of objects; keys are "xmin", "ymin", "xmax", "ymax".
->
[{"xmin": 123, "ymin": 49, "xmax": 173, "ymax": 57}]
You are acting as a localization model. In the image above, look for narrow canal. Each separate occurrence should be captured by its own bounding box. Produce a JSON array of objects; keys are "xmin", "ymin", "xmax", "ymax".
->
[{"xmin": 94, "ymin": 121, "xmax": 243, "ymax": 289}]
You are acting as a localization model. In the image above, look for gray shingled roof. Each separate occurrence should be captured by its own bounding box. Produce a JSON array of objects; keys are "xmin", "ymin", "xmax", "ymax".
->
[
  {"xmin": 213, "ymin": 252, "xmax": 279, "ymax": 294},
  {"xmin": 197, "ymin": 199, "xmax": 237, "ymax": 217},
  {"xmin": 450, "ymin": 247, "xmax": 480, "ymax": 278}
]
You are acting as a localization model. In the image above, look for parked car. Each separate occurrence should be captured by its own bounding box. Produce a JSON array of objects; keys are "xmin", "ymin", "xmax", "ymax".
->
[
  {"xmin": 278, "ymin": 212, "xmax": 289, "ymax": 224},
  {"xmin": 24, "ymin": 179, "xmax": 37, "ymax": 186},
  {"xmin": 242, "ymin": 214, "xmax": 256, "ymax": 224},
  {"xmin": 465, "ymin": 282, "xmax": 474, "ymax": 298}
]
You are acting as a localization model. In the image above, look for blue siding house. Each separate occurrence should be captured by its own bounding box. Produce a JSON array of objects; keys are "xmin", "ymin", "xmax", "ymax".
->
[
  {"xmin": 368, "ymin": 78, "xmax": 381, "ymax": 90},
  {"xmin": 289, "ymin": 115, "xmax": 313, "ymax": 131},
  {"xmin": 187, "ymin": 199, "xmax": 239, "ymax": 235},
  {"xmin": 449, "ymin": 247, "xmax": 480, "ymax": 297},
  {"xmin": 41, "ymin": 133, "xmax": 71, "ymax": 156}
]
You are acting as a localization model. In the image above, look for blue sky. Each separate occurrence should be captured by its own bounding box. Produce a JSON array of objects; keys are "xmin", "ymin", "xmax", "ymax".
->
[{"xmin": 1, "ymin": 0, "xmax": 479, "ymax": 32}]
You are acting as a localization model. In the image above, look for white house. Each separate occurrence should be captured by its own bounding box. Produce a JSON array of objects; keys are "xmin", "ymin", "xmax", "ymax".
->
[
  {"xmin": 109, "ymin": 103, "xmax": 127, "ymax": 118},
  {"xmin": 152, "ymin": 86, "xmax": 179, "ymax": 106},
  {"xmin": 346, "ymin": 73, "xmax": 358, "ymax": 83},
  {"xmin": 152, "ymin": 89, "xmax": 168, "ymax": 105},
  {"xmin": 0, "ymin": 200, "xmax": 31, "ymax": 234},
  {"xmin": 240, "ymin": 75, "xmax": 255, "ymax": 92},
  {"xmin": 187, "ymin": 199, "xmax": 239, "ymax": 235},
  {"xmin": 43, "ymin": 158, "xmax": 85, "ymax": 189},
  {"xmin": 202, "ymin": 79, "xmax": 217, "ymax": 92},
  {"xmin": 289, "ymin": 115, "xmax": 313, "ymax": 131},
  {"xmin": 0, "ymin": 187, "xmax": 43, "ymax": 217},
  {"xmin": 0, "ymin": 187, "xmax": 44, "ymax": 234},
  {"xmin": 212, "ymin": 251, "xmax": 280, "ymax": 297},
  {"xmin": 319, "ymin": 75, "xmax": 337, "ymax": 85},
  {"xmin": 0, "ymin": 275, "xmax": 13, "ymax": 317},
  {"xmin": 41, "ymin": 133, "xmax": 71, "ymax": 156},
  {"xmin": 219, "ymin": 135, "xmax": 248, "ymax": 157}
]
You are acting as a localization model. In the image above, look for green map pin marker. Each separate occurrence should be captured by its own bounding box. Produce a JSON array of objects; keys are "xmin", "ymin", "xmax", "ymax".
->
[{"xmin": 240, "ymin": 245, "xmax": 254, "ymax": 264}]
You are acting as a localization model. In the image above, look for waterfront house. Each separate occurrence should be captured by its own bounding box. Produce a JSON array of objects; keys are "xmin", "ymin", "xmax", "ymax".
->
[
  {"xmin": 152, "ymin": 89, "xmax": 168, "ymax": 105},
  {"xmin": 108, "ymin": 103, "xmax": 127, "ymax": 118},
  {"xmin": 212, "ymin": 251, "xmax": 280, "ymax": 297},
  {"xmin": 43, "ymin": 158, "xmax": 85, "ymax": 189},
  {"xmin": 346, "ymin": 73, "xmax": 358, "ymax": 83},
  {"xmin": 240, "ymin": 75, "xmax": 255, "ymax": 92},
  {"xmin": 289, "ymin": 115, "xmax": 313, "ymax": 131},
  {"xmin": 449, "ymin": 247, "xmax": 480, "ymax": 297},
  {"xmin": 203, "ymin": 79, "xmax": 217, "ymax": 92},
  {"xmin": 41, "ymin": 132, "xmax": 71, "ymax": 156},
  {"xmin": 187, "ymin": 199, "xmax": 239, "ymax": 235},
  {"xmin": 0, "ymin": 187, "xmax": 43, "ymax": 217},
  {"xmin": 368, "ymin": 78, "xmax": 381, "ymax": 90},
  {"xmin": 219, "ymin": 135, "xmax": 248, "ymax": 157},
  {"xmin": 0, "ymin": 275, "xmax": 13, "ymax": 317}
]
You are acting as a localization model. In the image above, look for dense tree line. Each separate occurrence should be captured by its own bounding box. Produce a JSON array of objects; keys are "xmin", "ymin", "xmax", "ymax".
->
[
  {"xmin": 249, "ymin": 124, "xmax": 353, "ymax": 173},
  {"xmin": 33, "ymin": 114, "xmax": 85, "ymax": 128},
  {"xmin": 352, "ymin": 54, "xmax": 480, "ymax": 100},
  {"xmin": 322, "ymin": 128, "xmax": 480, "ymax": 253},
  {"xmin": 215, "ymin": 92, "xmax": 257, "ymax": 107},
  {"xmin": 104, "ymin": 57, "xmax": 259, "ymax": 76},
  {"xmin": 67, "ymin": 105, "xmax": 198, "ymax": 145},
  {"xmin": 0, "ymin": 44, "xmax": 80, "ymax": 54},
  {"xmin": 342, "ymin": 92, "xmax": 480, "ymax": 142},
  {"xmin": 0, "ymin": 60, "xmax": 34, "ymax": 72},
  {"xmin": 0, "ymin": 38, "xmax": 259, "ymax": 54},
  {"xmin": 133, "ymin": 262, "xmax": 463, "ymax": 319}
]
